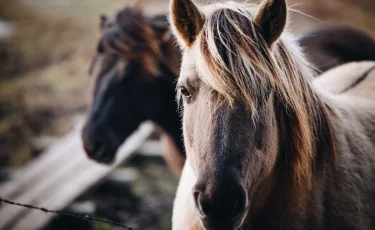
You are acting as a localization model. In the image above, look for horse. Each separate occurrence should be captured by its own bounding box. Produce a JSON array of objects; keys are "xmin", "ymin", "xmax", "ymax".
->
[
  {"xmin": 81, "ymin": 8, "xmax": 185, "ymax": 177},
  {"xmin": 81, "ymin": 7, "xmax": 375, "ymax": 178},
  {"xmin": 299, "ymin": 25, "xmax": 375, "ymax": 73},
  {"xmin": 170, "ymin": 0, "xmax": 375, "ymax": 229}
]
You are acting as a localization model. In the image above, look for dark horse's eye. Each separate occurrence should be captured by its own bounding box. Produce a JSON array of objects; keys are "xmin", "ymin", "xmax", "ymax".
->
[{"xmin": 179, "ymin": 86, "xmax": 191, "ymax": 98}]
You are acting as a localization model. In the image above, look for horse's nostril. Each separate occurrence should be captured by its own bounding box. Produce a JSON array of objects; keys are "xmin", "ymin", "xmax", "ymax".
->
[
  {"xmin": 193, "ymin": 191, "xmax": 207, "ymax": 219},
  {"xmin": 231, "ymin": 194, "xmax": 245, "ymax": 222},
  {"xmin": 192, "ymin": 181, "xmax": 247, "ymax": 225}
]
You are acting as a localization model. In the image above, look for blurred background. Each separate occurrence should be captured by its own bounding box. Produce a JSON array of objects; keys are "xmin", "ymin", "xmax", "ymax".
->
[{"xmin": 0, "ymin": 0, "xmax": 374, "ymax": 229}]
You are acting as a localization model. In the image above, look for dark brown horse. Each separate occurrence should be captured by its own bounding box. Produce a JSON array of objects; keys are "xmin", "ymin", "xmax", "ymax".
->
[
  {"xmin": 82, "ymin": 7, "xmax": 375, "ymax": 178},
  {"xmin": 170, "ymin": 0, "xmax": 375, "ymax": 229},
  {"xmin": 81, "ymin": 8, "xmax": 185, "ymax": 176},
  {"xmin": 299, "ymin": 25, "xmax": 375, "ymax": 73}
]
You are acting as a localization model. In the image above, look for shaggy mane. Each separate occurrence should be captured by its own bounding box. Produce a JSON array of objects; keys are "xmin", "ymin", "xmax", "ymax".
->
[
  {"xmin": 97, "ymin": 8, "xmax": 165, "ymax": 75},
  {"xmin": 194, "ymin": 2, "xmax": 336, "ymax": 192}
]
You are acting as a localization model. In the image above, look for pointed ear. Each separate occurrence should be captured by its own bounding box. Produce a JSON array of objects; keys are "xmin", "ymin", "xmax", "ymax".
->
[
  {"xmin": 170, "ymin": 0, "xmax": 204, "ymax": 47},
  {"xmin": 99, "ymin": 14, "xmax": 108, "ymax": 31},
  {"xmin": 254, "ymin": 0, "xmax": 287, "ymax": 46},
  {"xmin": 151, "ymin": 15, "xmax": 171, "ymax": 43}
]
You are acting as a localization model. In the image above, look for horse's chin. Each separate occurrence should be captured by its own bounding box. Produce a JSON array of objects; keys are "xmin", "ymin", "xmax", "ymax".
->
[
  {"xmin": 198, "ymin": 214, "xmax": 247, "ymax": 230},
  {"xmin": 94, "ymin": 154, "xmax": 116, "ymax": 164},
  {"xmin": 85, "ymin": 145, "xmax": 118, "ymax": 165}
]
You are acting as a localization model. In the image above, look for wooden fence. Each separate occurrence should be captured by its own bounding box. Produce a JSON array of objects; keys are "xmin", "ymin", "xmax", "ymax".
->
[{"xmin": 0, "ymin": 119, "xmax": 158, "ymax": 230}]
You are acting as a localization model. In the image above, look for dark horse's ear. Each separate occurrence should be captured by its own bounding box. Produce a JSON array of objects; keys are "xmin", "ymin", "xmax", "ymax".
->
[
  {"xmin": 254, "ymin": 0, "xmax": 287, "ymax": 46},
  {"xmin": 151, "ymin": 15, "xmax": 171, "ymax": 43},
  {"xmin": 100, "ymin": 14, "xmax": 108, "ymax": 31},
  {"xmin": 170, "ymin": 0, "xmax": 204, "ymax": 47}
]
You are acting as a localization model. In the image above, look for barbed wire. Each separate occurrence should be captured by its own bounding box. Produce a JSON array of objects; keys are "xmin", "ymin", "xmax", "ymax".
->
[{"xmin": 0, "ymin": 197, "xmax": 134, "ymax": 230}]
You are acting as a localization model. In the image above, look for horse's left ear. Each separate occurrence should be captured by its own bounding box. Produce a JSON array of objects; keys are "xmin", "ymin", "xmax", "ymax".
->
[
  {"xmin": 151, "ymin": 15, "xmax": 171, "ymax": 43},
  {"xmin": 170, "ymin": 0, "xmax": 204, "ymax": 47},
  {"xmin": 100, "ymin": 14, "xmax": 108, "ymax": 31},
  {"xmin": 254, "ymin": 0, "xmax": 287, "ymax": 46}
]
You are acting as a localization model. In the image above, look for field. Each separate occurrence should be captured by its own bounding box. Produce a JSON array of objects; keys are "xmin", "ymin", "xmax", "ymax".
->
[{"xmin": 0, "ymin": 0, "xmax": 374, "ymax": 229}]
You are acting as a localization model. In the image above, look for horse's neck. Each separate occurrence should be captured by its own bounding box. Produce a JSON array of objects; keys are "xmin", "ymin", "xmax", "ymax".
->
[
  {"xmin": 151, "ymin": 83, "xmax": 185, "ymax": 174},
  {"xmin": 250, "ymin": 157, "xmax": 330, "ymax": 229},
  {"xmin": 250, "ymin": 95, "xmax": 335, "ymax": 229},
  {"xmin": 153, "ymin": 93, "xmax": 184, "ymax": 154},
  {"xmin": 152, "ymin": 36, "xmax": 184, "ymax": 154},
  {"xmin": 246, "ymin": 62, "xmax": 375, "ymax": 229}
]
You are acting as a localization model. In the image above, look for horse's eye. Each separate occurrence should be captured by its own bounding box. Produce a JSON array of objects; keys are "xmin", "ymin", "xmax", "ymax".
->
[{"xmin": 179, "ymin": 86, "xmax": 191, "ymax": 97}]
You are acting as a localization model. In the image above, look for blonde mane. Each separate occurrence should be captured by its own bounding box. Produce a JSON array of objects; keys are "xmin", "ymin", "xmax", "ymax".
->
[{"xmin": 193, "ymin": 1, "xmax": 335, "ymax": 190}]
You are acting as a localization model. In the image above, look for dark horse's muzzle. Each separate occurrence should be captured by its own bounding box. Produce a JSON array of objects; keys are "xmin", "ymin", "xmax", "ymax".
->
[{"xmin": 81, "ymin": 123, "xmax": 119, "ymax": 164}]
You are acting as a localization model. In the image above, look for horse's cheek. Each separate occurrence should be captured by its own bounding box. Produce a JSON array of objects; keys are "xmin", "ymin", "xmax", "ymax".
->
[
  {"xmin": 182, "ymin": 108, "xmax": 193, "ymax": 148},
  {"xmin": 181, "ymin": 106, "xmax": 199, "ymax": 167}
]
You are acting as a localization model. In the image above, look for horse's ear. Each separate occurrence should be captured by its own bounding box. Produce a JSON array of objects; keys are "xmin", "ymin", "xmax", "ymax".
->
[
  {"xmin": 100, "ymin": 14, "xmax": 108, "ymax": 31},
  {"xmin": 151, "ymin": 15, "xmax": 171, "ymax": 43},
  {"xmin": 254, "ymin": 0, "xmax": 287, "ymax": 46},
  {"xmin": 170, "ymin": 0, "xmax": 204, "ymax": 47}
]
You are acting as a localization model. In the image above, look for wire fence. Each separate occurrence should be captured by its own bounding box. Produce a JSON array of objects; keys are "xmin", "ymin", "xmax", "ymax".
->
[{"xmin": 0, "ymin": 197, "xmax": 134, "ymax": 230}]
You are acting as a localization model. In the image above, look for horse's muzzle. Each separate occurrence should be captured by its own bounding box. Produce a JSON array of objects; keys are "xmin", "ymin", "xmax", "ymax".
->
[
  {"xmin": 192, "ymin": 177, "xmax": 247, "ymax": 230},
  {"xmin": 81, "ymin": 124, "xmax": 117, "ymax": 164}
]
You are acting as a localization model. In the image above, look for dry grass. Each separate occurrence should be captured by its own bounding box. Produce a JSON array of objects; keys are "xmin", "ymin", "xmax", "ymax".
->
[
  {"xmin": 0, "ymin": 1, "xmax": 91, "ymax": 78},
  {"xmin": 0, "ymin": 0, "xmax": 132, "ymax": 167},
  {"xmin": 0, "ymin": 0, "xmax": 99, "ymax": 166}
]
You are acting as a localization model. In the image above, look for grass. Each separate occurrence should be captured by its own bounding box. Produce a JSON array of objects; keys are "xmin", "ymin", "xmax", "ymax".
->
[{"xmin": 0, "ymin": 0, "xmax": 121, "ymax": 166}]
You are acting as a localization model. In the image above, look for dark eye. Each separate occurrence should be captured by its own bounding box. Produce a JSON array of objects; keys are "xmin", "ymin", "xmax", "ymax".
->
[{"xmin": 179, "ymin": 86, "xmax": 191, "ymax": 97}]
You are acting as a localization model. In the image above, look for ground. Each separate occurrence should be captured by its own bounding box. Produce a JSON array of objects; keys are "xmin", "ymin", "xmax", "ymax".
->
[
  {"xmin": 0, "ymin": 0, "xmax": 374, "ymax": 229},
  {"xmin": 45, "ymin": 155, "xmax": 178, "ymax": 230}
]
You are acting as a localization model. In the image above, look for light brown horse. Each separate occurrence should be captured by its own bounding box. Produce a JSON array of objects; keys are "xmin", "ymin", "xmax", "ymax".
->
[{"xmin": 170, "ymin": 0, "xmax": 375, "ymax": 229}]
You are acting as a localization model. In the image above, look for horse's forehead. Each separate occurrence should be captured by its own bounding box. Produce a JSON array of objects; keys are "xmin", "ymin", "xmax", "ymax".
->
[
  {"xmin": 92, "ymin": 56, "xmax": 128, "ymax": 82},
  {"xmin": 179, "ymin": 48, "xmax": 199, "ymax": 82},
  {"xmin": 91, "ymin": 58, "xmax": 128, "ymax": 99},
  {"xmin": 114, "ymin": 58, "xmax": 128, "ymax": 76}
]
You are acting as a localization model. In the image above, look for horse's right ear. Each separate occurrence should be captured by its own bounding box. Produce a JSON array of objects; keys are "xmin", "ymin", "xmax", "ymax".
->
[
  {"xmin": 170, "ymin": 0, "xmax": 204, "ymax": 48},
  {"xmin": 254, "ymin": 0, "xmax": 287, "ymax": 46},
  {"xmin": 100, "ymin": 15, "xmax": 108, "ymax": 31}
]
